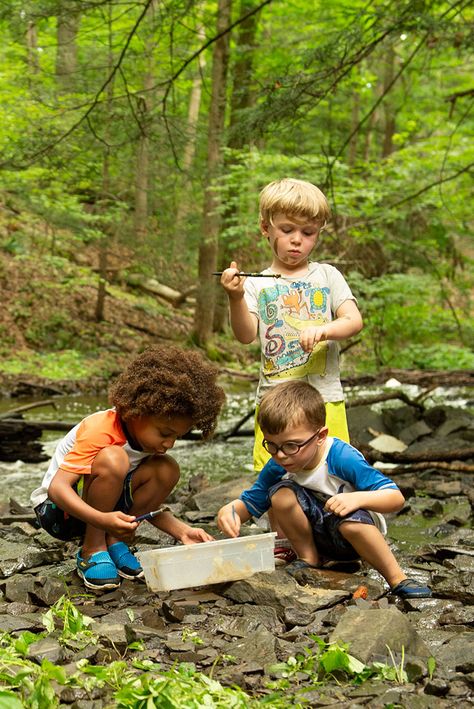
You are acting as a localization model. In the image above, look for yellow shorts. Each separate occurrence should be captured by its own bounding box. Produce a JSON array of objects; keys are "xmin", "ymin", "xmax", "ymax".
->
[{"xmin": 253, "ymin": 400, "xmax": 350, "ymax": 472}]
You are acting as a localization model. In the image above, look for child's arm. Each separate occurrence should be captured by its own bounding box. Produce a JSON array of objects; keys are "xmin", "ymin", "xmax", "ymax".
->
[
  {"xmin": 150, "ymin": 510, "xmax": 213, "ymax": 543},
  {"xmin": 48, "ymin": 470, "xmax": 138, "ymax": 537},
  {"xmin": 325, "ymin": 488, "xmax": 405, "ymax": 517},
  {"xmin": 219, "ymin": 261, "xmax": 258, "ymax": 344},
  {"xmin": 217, "ymin": 499, "xmax": 252, "ymax": 538},
  {"xmin": 300, "ymin": 299, "xmax": 363, "ymax": 353}
]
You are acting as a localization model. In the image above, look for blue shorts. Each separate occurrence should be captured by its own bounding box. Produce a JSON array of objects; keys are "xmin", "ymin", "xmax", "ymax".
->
[
  {"xmin": 34, "ymin": 470, "xmax": 135, "ymax": 541},
  {"xmin": 268, "ymin": 480, "xmax": 375, "ymax": 561}
]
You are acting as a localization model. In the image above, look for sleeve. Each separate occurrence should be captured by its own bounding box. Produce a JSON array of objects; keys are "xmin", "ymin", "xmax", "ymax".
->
[
  {"xmin": 322, "ymin": 264, "xmax": 356, "ymax": 314},
  {"xmin": 60, "ymin": 416, "xmax": 122, "ymax": 476},
  {"xmin": 327, "ymin": 439, "xmax": 399, "ymax": 492},
  {"xmin": 240, "ymin": 460, "xmax": 287, "ymax": 517}
]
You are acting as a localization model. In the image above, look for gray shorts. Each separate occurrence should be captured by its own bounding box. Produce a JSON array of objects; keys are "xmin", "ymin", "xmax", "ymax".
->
[{"xmin": 268, "ymin": 479, "xmax": 375, "ymax": 561}]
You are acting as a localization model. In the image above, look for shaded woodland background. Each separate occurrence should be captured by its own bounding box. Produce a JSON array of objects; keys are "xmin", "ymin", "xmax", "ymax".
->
[{"xmin": 0, "ymin": 0, "xmax": 472, "ymax": 382}]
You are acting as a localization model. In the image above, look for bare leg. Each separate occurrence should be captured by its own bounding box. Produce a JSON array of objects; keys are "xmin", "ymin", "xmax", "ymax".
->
[
  {"xmin": 127, "ymin": 454, "xmax": 179, "ymax": 518},
  {"xmin": 339, "ymin": 522, "xmax": 406, "ymax": 587},
  {"xmin": 81, "ymin": 446, "xmax": 129, "ymax": 558},
  {"xmin": 267, "ymin": 508, "xmax": 286, "ymax": 538},
  {"xmin": 271, "ymin": 487, "xmax": 321, "ymax": 566}
]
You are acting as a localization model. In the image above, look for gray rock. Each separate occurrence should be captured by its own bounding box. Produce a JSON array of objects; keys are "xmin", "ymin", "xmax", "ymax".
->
[
  {"xmin": 434, "ymin": 632, "xmax": 474, "ymax": 673},
  {"xmin": 368, "ymin": 434, "xmax": 407, "ymax": 453},
  {"xmin": 0, "ymin": 613, "xmax": 41, "ymax": 632},
  {"xmin": 329, "ymin": 606, "xmax": 430, "ymax": 663},
  {"xmin": 27, "ymin": 636, "xmax": 64, "ymax": 664},
  {"xmin": 399, "ymin": 420, "xmax": 433, "ymax": 445},
  {"xmin": 90, "ymin": 622, "xmax": 129, "ymax": 652},
  {"xmin": 347, "ymin": 406, "xmax": 389, "ymax": 445},
  {"xmin": 223, "ymin": 571, "xmax": 348, "ymax": 615},
  {"xmin": 192, "ymin": 478, "xmax": 251, "ymax": 513},
  {"xmin": 4, "ymin": 573, "xmax": 36, "ymax": 602},
  {"xmin": 229, "ymin": 627, "xmax": 277, "ymax": 669}
]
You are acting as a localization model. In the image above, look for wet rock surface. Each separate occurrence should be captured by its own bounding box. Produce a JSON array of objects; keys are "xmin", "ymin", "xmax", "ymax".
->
[
  {"xmin": 0, "ymin": 387, "xmax": 472, "ymax": 706},
  {"xmin": 0, "ymin": 466, "xmax": 473, "ymax": 707}
]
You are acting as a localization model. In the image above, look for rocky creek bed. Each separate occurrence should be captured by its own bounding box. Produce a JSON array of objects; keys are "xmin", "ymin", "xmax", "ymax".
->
[{"xmin": 0, "ymin": 386, "xmax": 473, "ymax": 707}]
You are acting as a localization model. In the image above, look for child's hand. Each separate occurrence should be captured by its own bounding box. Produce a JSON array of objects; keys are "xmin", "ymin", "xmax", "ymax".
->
[
  {"xmin": 220, "ymin": 261, "xmax": 246, "ymax": 299},
  {"xmin": 180, "ymin": 526, "xmax": 214, "ymax": 544},
  {"xmin": 102, "ymin": 511, "xmax": 139, "ymax": 537},
  {"xmin": 324, "ymin": 492, "xmax": 364, "ymax": 517},
  {"xmin": 299, "ymin": 325, "xmax": 329, "ymax": 353},
  {"xmin": 217, "ymin": 503, "xmax": 241, "ymax": 538}
]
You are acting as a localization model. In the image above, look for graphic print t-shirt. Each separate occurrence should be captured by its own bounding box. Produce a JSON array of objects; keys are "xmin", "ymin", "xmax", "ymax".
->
[{"xmin": 244, "ymin": 262, "xmax": 355, "ymax": 403}]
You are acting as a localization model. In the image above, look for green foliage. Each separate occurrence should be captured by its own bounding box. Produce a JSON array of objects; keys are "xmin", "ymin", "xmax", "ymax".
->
[
  {"xmin": 0, "ymin": 0, "xmax": 472, "ymax": 370},
  {"xmin": 350, "ymin": 272, "xmax": 474, "ymax": 370},
  {"xmin": 0, "ymin": 597, "xmax": 431, "ymax": 707},
  {"xmin": 267, "ymin": 635, "xmax": 409, "ymax": 692},
  {"xmin": 0, "ymin": 350, "xmax": 93, "ymax": 380}
]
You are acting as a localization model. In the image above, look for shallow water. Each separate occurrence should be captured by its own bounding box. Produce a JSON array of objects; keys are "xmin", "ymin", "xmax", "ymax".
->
[{"xmin": 1, "ymin": 380, "xmax": 472, "ymax": 553}]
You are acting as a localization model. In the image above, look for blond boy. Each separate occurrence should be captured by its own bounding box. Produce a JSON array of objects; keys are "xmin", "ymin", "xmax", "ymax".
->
[{"xmin": 219, "ymin": 178, "xmax": 363, "ymax": 475}]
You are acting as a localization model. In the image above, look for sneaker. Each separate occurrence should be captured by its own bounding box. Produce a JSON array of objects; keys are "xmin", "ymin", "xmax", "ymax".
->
[
  {"xmin": 390, "ymin": 578, "xmax": 432, "ymax": 599},
  {"xmin": 274, "ymin": 546, "xmax": 297, "ymax": 566},
  {"xmin": 76, "ymin": 550, "xmax": 121, "ymax": 590},
  {"xmin": 108, "ymin": 542, "xmax": 144, "ymax": 579}
]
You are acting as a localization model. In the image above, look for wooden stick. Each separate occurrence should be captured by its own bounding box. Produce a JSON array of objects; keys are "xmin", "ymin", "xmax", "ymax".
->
[{"xmin": 212, "ymin": 272, "xmax": 281, "ymax": 278}]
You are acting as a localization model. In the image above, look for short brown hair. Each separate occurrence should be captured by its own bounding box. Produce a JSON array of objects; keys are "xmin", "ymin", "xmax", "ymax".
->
[
  {"xmin": 109, "ymin": 345, "xmax": 225, "ymax": 438},
  {"xmin": 257, "ymin": 381, "xmax": 326, "ymax": 434},
  {"xmin": 259, "ymin": 178, "xmax": 330, "ymax": 227}
]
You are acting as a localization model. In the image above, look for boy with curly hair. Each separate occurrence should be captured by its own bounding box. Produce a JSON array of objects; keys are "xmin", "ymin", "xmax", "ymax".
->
[{"xmin": 31, "ymin": 345, "xmax": 225, "ymax": 591}]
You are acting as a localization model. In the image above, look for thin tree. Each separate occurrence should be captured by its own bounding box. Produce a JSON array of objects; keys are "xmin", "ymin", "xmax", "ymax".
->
[{"xmin": 193, "ymin": 0, "xmax": 232, "ymax": 345}]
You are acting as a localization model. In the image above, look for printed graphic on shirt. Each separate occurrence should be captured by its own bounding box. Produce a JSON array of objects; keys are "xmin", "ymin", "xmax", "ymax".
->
[{"xmin": 258, "ymin": 280, "xmax": 329, "ymax": 377}]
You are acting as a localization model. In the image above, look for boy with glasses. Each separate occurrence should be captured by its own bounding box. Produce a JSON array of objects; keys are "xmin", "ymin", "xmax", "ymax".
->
[{"xmin": 217, "ymin": 381, "xmax": 432, "ymax": 598}]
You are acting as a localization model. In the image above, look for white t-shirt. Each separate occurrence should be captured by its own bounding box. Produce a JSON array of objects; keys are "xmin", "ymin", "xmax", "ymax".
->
[{"xmin": 244, "ymin": 262, "xmax": 355, "ymax": 403}]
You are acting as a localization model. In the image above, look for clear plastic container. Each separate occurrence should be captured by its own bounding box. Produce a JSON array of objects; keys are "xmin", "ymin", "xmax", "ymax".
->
[{"xmin": 137, "ymin": 532, "xmax": 277, "ymax": 592}]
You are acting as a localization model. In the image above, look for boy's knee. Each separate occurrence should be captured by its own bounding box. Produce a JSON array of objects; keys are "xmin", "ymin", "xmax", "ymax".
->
[
  {"xmin": 339, "ymin": 521, "xmax": 376, "ymax": 540},
  {"xmin": 271, "ymin": 487, "xmax": 297, "ymax": 512},
  {"xmin": 150, "ymin": 454, "xmax": 180, "ymax": 489},
  {"xmin": 92, "ymin": 446, "xmax": 129, "ymax": 478}
]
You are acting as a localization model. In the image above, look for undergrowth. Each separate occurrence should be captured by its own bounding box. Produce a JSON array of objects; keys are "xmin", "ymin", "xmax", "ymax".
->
[{"xmin": 0, "ymin": 596, "xmax": 435, "ymax": 708}]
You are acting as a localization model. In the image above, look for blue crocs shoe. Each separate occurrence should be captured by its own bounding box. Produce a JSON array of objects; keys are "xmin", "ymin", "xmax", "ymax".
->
[
  {"xmin": 76, "ymin": 550, "xmax": 121, "ymax": 590},
  {"xmin": 108, "ymin": 542, "xmax": 144, "ymax": 580},
  {"xmin": 390, "ymin": 578, "xmax": 432, "ymax": 598}
]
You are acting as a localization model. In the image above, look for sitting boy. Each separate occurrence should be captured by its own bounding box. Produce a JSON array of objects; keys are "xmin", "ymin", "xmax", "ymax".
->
[
  {"xmin": 31, "ymin": 345, "xmax": 225, "ymax": 591},
  {"xmin": 217, "ymin": 380, "xmax": 431, "ymax": 598}
]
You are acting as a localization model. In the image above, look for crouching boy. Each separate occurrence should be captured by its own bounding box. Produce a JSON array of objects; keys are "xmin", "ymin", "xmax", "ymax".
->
[
  {"xmin": 217, "ymin": 381, "xmax": 431, "ymax": 598},
  {"xmin": 31, "ymin": 345, "xmax": 225, "ymax": 591}
]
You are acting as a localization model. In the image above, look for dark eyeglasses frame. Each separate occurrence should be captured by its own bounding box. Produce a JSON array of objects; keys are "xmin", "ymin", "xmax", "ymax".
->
[{"xmin": 262, "ymin": 429, "xmax": 321, "ymax": 457}]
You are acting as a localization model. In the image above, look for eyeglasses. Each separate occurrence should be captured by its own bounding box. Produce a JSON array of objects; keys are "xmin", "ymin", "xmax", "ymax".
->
[{"xmin": 262, "ymin": 430, "xmax": 321, "ymax": 457}]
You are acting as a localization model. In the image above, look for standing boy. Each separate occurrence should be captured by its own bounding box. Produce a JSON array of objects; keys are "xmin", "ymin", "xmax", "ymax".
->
[
  {"xmin": 31, "ymin": 345, "xmax": 225, "ymax": 591},
  {"xmin": 217, "ymin": 381, "xmax": 432, "ymax": 598},
  {"xmin": 219, "ymin": 178, "xmax": 363, "ymax": 473}
]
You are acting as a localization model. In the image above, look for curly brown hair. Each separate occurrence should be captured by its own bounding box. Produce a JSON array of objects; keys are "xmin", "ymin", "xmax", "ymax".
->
[{"xmin": 109, "ymin": 345, "xmax": 225, "ymax": 439}]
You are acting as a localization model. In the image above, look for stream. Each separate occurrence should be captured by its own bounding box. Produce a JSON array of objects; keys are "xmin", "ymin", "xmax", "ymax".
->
[{"xmin": 0, "ymin": 378, "xmax": 472, "ymax": 558}]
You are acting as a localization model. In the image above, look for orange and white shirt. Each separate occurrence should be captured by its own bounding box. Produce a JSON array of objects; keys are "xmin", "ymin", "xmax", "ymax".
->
[{"xmin": 30, "ymin": 409, "xmax": 149, "ymax": 508}]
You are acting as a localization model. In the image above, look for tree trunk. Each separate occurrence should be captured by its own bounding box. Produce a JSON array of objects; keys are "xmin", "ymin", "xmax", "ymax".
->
[
  {"xmin": 193, "ymin": 0, "xmax": 232, "ymax": 345},
  {"xmin": 381, "ymin": 44, "xmax": 396, "ymax": 158},
  {"xmin": 26, "ymin": 19, "xmax": 39, "ymax": 75},
  {"xmin": 348, "ymin": 84, "xmax": 360, "ymax": 168},
  {"xmin": 95, "ymin": 6, "xmax": 114, "ymax": 323},
  {"xmin": 214, "ymin": 0, "xmax": 259, "ymax": 333},
  {"xmin": 56, "ymin": 2, "xmax": 80, "ymax": 92},
  {"xmin": 134, "ymin": 1, "xmax": 158, "ymax": 243},
  {"xmin": 173, "ymin": 25, "xmax": 207, "ymax": 257}
]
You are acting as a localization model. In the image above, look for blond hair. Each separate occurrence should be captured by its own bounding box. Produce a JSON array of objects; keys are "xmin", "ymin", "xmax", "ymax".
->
[
  {"xmin": 259, "ymin": 178, "xmax": 330, "ymax": 227},
  {"xmin": 257, "ymin": 381, "xmax": 326, "ymax": 434}
]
